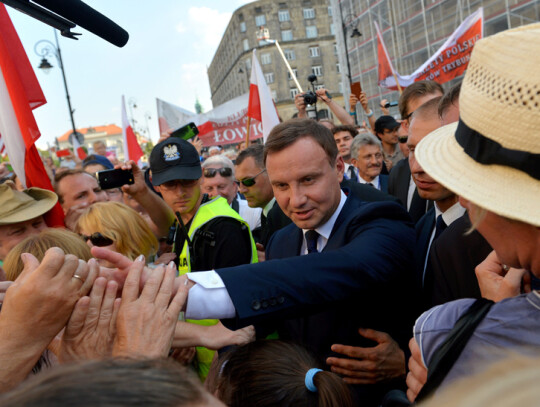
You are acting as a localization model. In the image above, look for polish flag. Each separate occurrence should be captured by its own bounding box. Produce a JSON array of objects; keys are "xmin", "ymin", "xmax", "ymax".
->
[
  {"xmin": 121, "ymin": 95, "xmax": 144, "ymax": 163},
  {"xmin": 374, "ymin": 21, "xmax": 399, "ymax": 91},
  {"xmin": 0, "ymin": 4, "xmax": 64, "ymax": 226},
  {"xmin": 247, "ymin": 49, "xmax": 280, "ymax": 142},
  {"xmin": 70, "ymin": 133, "xmax": 87, "ymax": 159}
]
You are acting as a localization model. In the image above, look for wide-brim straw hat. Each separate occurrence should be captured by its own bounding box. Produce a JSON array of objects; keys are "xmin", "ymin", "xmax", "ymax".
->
[
  {"xmin": 0, "ymin": 182, "xmax": 58, "ymax": 225},
  {"xmin": 416, "ymin": 23, "xmax": 540, "ymax": 227}
]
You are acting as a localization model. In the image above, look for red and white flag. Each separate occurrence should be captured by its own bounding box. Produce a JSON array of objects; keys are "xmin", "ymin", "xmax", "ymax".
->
[
  {"xmin": 70, "ymin": 133, "xmax": 87, "ymax": 160},
  {"xmin": 121, "ymin": 95, "xmax": 144, "ymax": 164},
  {"xmin": 247, "ymin": 49, "xmax": 280, "ymax": 142},
  {"xmin": 0, "ymin": 4, "xmax": 64, "ymax": 226},
  {"xmin": 374, "ymin": 21, "xmax": 399, "ymax": 90}
]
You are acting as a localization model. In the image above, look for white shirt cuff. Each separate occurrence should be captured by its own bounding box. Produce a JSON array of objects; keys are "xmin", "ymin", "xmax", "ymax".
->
[{"xmin": 185, "ymin": 270, "xmax": 236, "ymax": 320}]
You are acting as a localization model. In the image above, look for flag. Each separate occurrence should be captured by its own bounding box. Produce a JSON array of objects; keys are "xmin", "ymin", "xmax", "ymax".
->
[
  {"xmin": 70, "ymin": 133, "xmax": 87, "ymax": 159},
  {"xmin": 376, "ymin": 8, "xmax": 483, "ymax": 89},
  {"xmin": 0, "ymin": 4, "xmax": 64, "ymax": 226},
  {"xmin": 374, "ymin": 21, "xmax": 399, "ymax": 91},
  {"xmin": 247, "ymin": 49, "xmax": 280, "ymax": 142},
  {"xmin": 121, "ymin": 95, "xmax": 144, "ymax": 163}
]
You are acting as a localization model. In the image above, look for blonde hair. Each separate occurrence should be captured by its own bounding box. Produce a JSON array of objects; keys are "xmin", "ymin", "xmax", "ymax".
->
[
  {"xmin": 75, "ymin": 201, "xmax": 157, "ymax": 261},
  {"xmin": 4, "ymin": 228, "xmax": 92, "ymax": 281},
  {"xmin": 419, "ymin": 355, "xmax": 540, "ymax": 407}
]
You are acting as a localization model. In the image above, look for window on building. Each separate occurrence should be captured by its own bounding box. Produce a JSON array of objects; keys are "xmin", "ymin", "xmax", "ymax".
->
[
  {"xmin": 240, "ymin": 22, "xmax": 246, "ymax": 33},
  {"xmin": 278, "ymin": 10, "xmax": 290, "ymax": 22},
  {"xmin": 271, "ymin": 90, "xmax": 277, "ymax": 101},
  {"xmin": 333, "ymin": 43, "xmax": 338, "ymax": 55},
  {"xmin": 339, "ymin": 81, "xmax": 343, "ymax": 93},
  {"xmin": 306, "ymin": 26, "xmax": 318, "ymax": 38},
  {"xmin": 311, "ymin": 65, "xmax": 323, "ymax": 76},
  {"xmin": 260, "ymin": 53, "xmax": 272, "ymax": 65},
  {"xmin": 245, "ymin": 59, "xmax": 251, "ymax": 69},
  {"xmin": 315, "ymin": 84, "xmax": 325, "ymax": 90},
  {"xmin": 336, "ymin": 63, "xmax": 341, "ymax": 73},
  {"xmin": 264, "ymin": 72, "xmax": 274, "ymax": 84},
  {"xmin": 243, "ymin": 38, "xmax": 249, "ymax": 51},
  {"xmin": 281, "ymin": 30, "xmax": 293, "ymax": 41},
  {"xmin": 328, "ymin": 6, "xmax": 333, "ymax": 16},
  {"xmin": 309, "ymin": 46, "xmax": 320, "ymax": 57},
  {"xmin": 255, "ymin": 14, "xmax": 266, "ymax": 26},
  {"xmin": 303, "ymin": 8, "xmax": 315, "ymax": 19},
  {"xmin": 284, "ymin": 49, "xmax": 296, "ymax": 60},
  {"xmin": 330, "ymin": 24, "xmax": 335, "ymax": 35},
  {"xmin": 290, "ymin": 88, "xmax": 299, "ymax": 99},
  {"xmin": 287, "ymin": 68, "xmax": 298, "ymax": 80}
]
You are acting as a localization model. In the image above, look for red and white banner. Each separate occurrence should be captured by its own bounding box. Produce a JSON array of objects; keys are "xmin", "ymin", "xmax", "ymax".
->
[
  {"xmin": 70, "ymin": 134, "xmax": 87, "ymax": 160},
  {"xmin": 376, "ymin": 8, "xmax": 483, "ymax": 90},
  {"xmin": 157, "ymin": 93, "xmax": 265, "ymax": 147},
  {"xmin": 247, "ymin": 49, "xmax": 280, "ymax": 142},
  {"xmin": 121, "ymin": 95, "xmax": 144, "ymax": 163},
  {"xmin": 0, "ymin": 4, "xmax": 64, "ymax": 226}
]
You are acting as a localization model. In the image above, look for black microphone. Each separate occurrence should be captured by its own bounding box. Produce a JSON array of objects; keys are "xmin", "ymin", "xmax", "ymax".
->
[{"xmin": 32, "ymin": 0, "xmax": 129, "ymax": 47}]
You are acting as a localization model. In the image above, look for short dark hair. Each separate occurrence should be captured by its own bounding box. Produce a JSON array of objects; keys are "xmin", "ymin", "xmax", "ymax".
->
[
  {"xmin": 411, "ymin": 96, "xmax": 443, "ymax": 122},
  {"xmin": 214, "ymin": 340, "xmax": 354, "ymax": 407},
  {"xmin": 53, "ymin": 169, "xmax": 93, "ymax": 203},
  {"xmin": 332, "ymin": 125, "xmax": 358, "ymax": 139},
  {"xmin": 0, "ymin": 359, "xmax": 212, "ymax": 407},
  {"xmin": 236, "ymin": 144, "xmax": 264, "ymax": 168},
  {"xmin": 438, "ymin": 81, "xmax": 462, "ymax": 118},
  {"xmin": 263, "ymin": 119, "xmax": 338, "ymax": 166},
  {"xmin": 398, "ymin": 80, "xmax": 444, "ymax": 119}
]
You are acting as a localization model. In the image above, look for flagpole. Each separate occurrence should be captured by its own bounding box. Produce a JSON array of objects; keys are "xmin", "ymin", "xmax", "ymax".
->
[
  {"xmin": 393, "ymin": 72, "xmax": 403, "ymax": 94},
  {"xmin": 245, "ymin": 117, "xmax": 251, "ymax": 148},
  {"xmin": 268, "ymin": 39, "xmax": 303, "ymax": 93}
]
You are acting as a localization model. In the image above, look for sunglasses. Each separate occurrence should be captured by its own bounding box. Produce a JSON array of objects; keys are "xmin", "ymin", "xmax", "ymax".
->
[
  {"xmin": 81, "ymin": 232, "xmax": 114, "ymax": 247},
  {"xmin": 159, "ymin": 179, "xmax": 199, "ymax": 190},
  {"xmin": 203, "ymin": 167, "xmax": 232, "ymax": 178},
  {"xmin": 236, "ymin": 168, "xmax": 266, "ymax": 187},
  {"xmin": 398, "ymin": 136, "xmax": 408, "ymax": 144}
]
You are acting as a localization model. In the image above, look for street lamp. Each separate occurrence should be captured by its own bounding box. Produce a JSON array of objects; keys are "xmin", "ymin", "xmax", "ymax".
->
[
  {"xmin": 339, "ymin": 10, "xmax": 362, "ymax": 90},
  {"xmin": 34, "ymin": 30, "xmax": 78, "ymax": 140}
]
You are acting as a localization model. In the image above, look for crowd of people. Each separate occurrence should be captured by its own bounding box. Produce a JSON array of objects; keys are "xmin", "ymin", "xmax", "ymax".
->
[{"xmin": 0, "ymin": 23, "xmax": 538, "ymax": 406}]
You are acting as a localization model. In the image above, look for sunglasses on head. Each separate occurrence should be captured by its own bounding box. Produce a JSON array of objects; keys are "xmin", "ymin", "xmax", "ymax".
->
[
  {"xmin": 81, "ymin": 232, "xmax": 114, "ymax": 247},
  {"xmin": 203, "ymin": 167, "xmax": 232, "ymax": 178},
  {"xmin": 236, "ymin": 168, "xmax": 266, "ymax": 187}
]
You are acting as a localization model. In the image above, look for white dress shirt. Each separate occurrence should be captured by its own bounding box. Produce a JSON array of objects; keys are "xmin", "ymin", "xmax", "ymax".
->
[
  {"xmin": 186, "ymin": 191, "xmax": 348, "ymax": 320},
  {"xmin": 358, "ymin": 174, "xmax": 381, "ymax": 190}
]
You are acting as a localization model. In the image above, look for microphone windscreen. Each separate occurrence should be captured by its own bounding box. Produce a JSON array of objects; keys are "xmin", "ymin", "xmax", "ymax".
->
[{"xmin": 33, "ymin": 0, "xmax": 129, "ymax": 47}]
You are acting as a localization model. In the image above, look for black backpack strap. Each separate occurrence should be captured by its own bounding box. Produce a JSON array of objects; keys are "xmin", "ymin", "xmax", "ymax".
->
[{"xmin": 415, "ymin": 298, "xmax": 494, "ymax": 402}]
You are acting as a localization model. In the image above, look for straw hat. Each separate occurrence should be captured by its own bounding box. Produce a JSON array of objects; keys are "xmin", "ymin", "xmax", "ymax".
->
[
  {"xmin": 415, "ymin": 23, "xmax": 540, "ymax": 227},
  {"xmin": 0, "ymin": 182, "xmax": 58, "ymax": 225}
]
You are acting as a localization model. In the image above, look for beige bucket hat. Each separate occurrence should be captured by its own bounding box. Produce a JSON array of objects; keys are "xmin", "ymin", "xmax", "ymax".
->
[
  {"xmin": 0, "ymin": 182, "xmax": 58, "ymax": 225},
  {"xmin": 416, "ymin": 23, "xmax": 540, "ymax": 227}
]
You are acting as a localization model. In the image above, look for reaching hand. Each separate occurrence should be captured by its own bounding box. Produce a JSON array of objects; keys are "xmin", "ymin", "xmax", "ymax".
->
[
  {"xmin": 294, "ymin": 93, "xmax": 307, "ymax": 117},
  {"xmin": 117, "ymin": 160, "xmax": 146, "ymax": 198},
  {"xmin": 55, "ymin": 277, "xmax": 120, "ymax": 363},
  {"xmin": 255, "ymin": 243, "xmax": 266, "ymax": 262},
  {"xmin": 359, "ymin": 91, "xmax": 369, "ymax": 112},
  {"xmin": 379, "ymin": 99, "xmax": 390, "ymax": 115},
  {"xmin": 158, "ymin": 129, "xmax": 173, "ymax": 144},
  {"xmin": 406, "ymin": 337, "xmax": 427, "ymax": 402},
  {"xmin": 112, "ymin": 258, "xmax": 188, "ymax": 358},
  {"xmin": 326, "ymin": 328, "xmax": 405, "ymax": 384},
  {"xmin": 189, "ymin": 136, "xmax": 203, "ymax": 155},
  {"xmin": 475, "ymin": 250, "xmax": 530, "ymax": 302},
  {"xmin": 315, "ymin": 88, "xmax": 330, "ymax": 103},
  {"xmin": 349, "ymin": 94, "xmax": 359, "ymax": 111}
]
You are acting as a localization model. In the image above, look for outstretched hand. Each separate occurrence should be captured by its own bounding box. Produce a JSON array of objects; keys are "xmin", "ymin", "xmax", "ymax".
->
[
  {"xmin": 112, "ymin": 258, "xmax": 189, "ymax": 358},
  {"xmin": 406, "ymin": 337, "xmax": 427, "ymax": 402},
  {"xmin": 326, "ymin": 328, "xmax": 405, "ymax": 384}
]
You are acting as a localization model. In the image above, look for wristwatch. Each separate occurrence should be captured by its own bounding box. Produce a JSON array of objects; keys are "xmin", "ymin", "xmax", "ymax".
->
[{"xmin": 366, "ymin": 109, "xmax": 374, "ymax": 118}]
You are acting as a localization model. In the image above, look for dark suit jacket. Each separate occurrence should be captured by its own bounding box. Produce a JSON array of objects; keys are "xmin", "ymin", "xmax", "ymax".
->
[
  {"xmin": 252, "ymin": 201, "xmax": 292, "ymax": 247},
  {"xmin": 388, "ymin": 158, "xmax": 432, "ymax": 223},
  {"xmin": 218, "ymin": 195, "xmax": 417, "ymax": 406},
  {"xmin": 415, "ymin": 207, "xmax": 436, "ymax": 288},
  {"xmin": 340, "ymin": 179, "xmax": 400, "ymax": 205},
  {"xmin": 429, "ymin": 213, "xmax": 492, "ymax": 306},
  {"xmin": 380, "ymin": 174, "xmax": 389, "ymax": 194}
]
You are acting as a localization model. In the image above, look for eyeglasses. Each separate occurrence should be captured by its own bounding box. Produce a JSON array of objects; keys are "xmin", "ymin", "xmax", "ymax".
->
[
  {"xmin": 203, "ymin": 167, "xmax": 232, "ymax": 178},
  {"xmin": 159, "ymin": 179, "xmax": 199, "ymax": 190},
  {"xmin": 81, "ymin": 232, "xmax": 114, "ymax": 247},
  {"xmin": 398, "ymin": 136, "xmax": 408, "ymax": 144},
  {"xmin": 236, "ymin": 169, "xmax": 266, "ymax": 187}
]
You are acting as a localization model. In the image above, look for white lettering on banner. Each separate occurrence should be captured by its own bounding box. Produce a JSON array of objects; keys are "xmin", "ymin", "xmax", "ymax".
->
[{"xmin": 212, "ymin": 122, "xmax": 263, "ymax": 144}]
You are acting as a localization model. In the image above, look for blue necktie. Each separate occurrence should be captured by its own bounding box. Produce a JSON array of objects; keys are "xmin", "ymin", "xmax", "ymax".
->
[
  {"xmin": 434, "ymin": 215, "xmax": 447, "ymax": 240},
  {"xmin": 305, "ymin": 230, "xmax": 320, "ymax": 254}
]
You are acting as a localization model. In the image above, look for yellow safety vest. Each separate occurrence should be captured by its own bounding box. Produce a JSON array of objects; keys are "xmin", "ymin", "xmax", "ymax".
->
[{"xmin": 176, "ymin": 196, "xmax": 257, "ymax": 381}]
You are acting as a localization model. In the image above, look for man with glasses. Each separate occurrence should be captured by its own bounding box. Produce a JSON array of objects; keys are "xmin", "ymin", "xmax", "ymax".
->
[
  {"xmin": 201, "ymin": 155, "xmax": 262, "ymax": 231},
  {"xmin": 388, "ymin": 80, "xmax": 443, "ymax": 223},
  {"xmin": 235, "ymin": 145, "xmax": 291, "ymax": 247}
]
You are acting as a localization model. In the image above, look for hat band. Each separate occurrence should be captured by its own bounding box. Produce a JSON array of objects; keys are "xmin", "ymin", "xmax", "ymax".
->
[{"xmin": 455, "ymin": 119, "xmax": 540, "ymax": 181}]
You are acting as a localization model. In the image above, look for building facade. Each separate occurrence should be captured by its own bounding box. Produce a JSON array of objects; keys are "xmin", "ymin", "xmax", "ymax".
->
[
  {"xmin": 330, "ymin": 0, "xmax": 540, "ymax": 121},
  {"xmin": 208, "ymin": 0, "xmax": 346, "ymax": 122},
  {"xmin": 58, "ymin": 124, "xmax": 125, "ymax": 160}
]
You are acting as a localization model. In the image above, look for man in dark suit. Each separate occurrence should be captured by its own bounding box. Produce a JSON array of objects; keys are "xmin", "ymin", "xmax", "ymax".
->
[
  {"xmin": 235, "ymin": 145, "xmax": 291, "ymax": 248},
  {"xmin": 182, "ymin": 119, "xmax": 417, "ymax": 406},
  {"xmin": 350, "ymin": 132, "xmax": 390, "ymax": 193}
]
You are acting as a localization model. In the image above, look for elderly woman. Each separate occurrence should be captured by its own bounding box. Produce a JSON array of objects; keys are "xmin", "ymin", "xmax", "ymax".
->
[
  {"xmin": 406, "ymin": 24, "xmax": 540, "ymax": 402},
  {"xmin": 75, "ymin": 201, "xmax": 158, "ymax": 266}
]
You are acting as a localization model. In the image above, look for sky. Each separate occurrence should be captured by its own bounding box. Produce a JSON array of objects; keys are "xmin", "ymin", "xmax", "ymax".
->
[{"xmin": 8, "ymin": 0, "xmax": 251, "ymax": 149}]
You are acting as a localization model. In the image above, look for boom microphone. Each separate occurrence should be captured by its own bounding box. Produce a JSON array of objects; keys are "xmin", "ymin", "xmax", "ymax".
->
[{"xmin": 32, "ymin": 0, "xmax": 129, "ymax": 47}]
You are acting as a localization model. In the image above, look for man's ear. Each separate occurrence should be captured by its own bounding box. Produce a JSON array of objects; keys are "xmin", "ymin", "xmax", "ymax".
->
[{"xmin": 335, "ymin": 155, "xmax": 345, "ymax": 182}]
